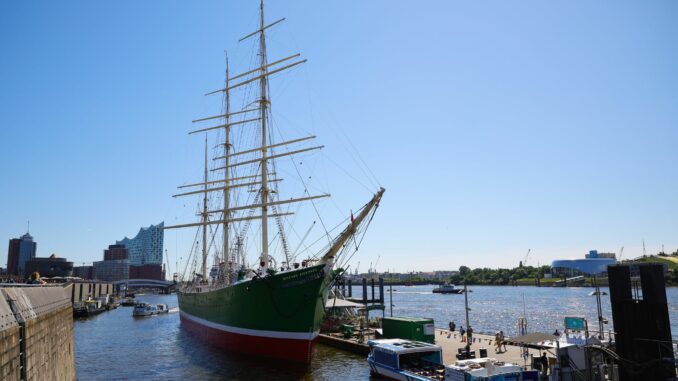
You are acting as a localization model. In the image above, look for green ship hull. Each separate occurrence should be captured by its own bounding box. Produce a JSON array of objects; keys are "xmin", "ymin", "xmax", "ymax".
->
[{"xmin": 178, "ymin": 263, "xmax": 330, "ymax": 363}]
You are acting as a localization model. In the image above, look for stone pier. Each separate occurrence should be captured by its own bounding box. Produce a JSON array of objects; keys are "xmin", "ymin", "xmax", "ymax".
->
[{"xmin": 0, "ymin": 285, "xmax": 75, "ymax": 381}]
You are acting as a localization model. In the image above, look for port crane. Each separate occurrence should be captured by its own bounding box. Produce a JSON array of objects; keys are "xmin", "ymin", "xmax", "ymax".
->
[
  {"xmin": 367, "ymin": 255, "xmax": 381, "ymax": 274},
  {"xmin": 520, "ymin": 249, "xmax": 531, "ymax": 267}
]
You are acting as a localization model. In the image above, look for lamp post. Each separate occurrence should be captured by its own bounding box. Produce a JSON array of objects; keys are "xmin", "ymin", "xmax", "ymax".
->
[
  {"xmin": 588, "ymin": 275, "xmax": 608, "ymax": 339},
  {"xmin": 464, "ymin": 282, "xmax": 470, "ymax": 332}
]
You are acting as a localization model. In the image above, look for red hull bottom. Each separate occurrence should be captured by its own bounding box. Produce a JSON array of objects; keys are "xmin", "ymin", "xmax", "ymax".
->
[{"xmin": 180, "ymin": 313, "xmax": 317, "ymax": 363}]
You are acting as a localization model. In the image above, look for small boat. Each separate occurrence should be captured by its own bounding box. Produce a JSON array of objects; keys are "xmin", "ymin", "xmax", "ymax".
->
[
  {"xmin": 432, "ymin": 283, "xmax": 464, "ymax": 294},
  {"xmin": 132, "ymin": 302, "xmax": 157, "ymax": 317},
  {"xmin": 368, "ymin": 339, "xmax": 446, "ymax": 380},
  {"xmin": 73, "ymin": 298, "xmax": 105, "ymax": 318},
  {"xmin": 121, "ymin": 297, "xmax": 136, "ymax": 306},
  {"xmin": 132, "ymin": 302, "xmax": 169, "ymax": 317},
  {"xmin": 98, "ymin": 294, "xmax": 118, "ymax": 310},
  {"xmin": 156, "ymin": 304, "xmax": 169, "ymax": 314},
  {"xmin": 446, "ymin": 358, "xmax": 538, "ymax": 380},
  {"xmin": 367, "ymin": 339, "xmax": 538, "ymax": 381}
]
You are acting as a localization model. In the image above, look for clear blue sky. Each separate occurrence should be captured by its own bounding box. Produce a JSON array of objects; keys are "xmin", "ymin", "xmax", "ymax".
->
[{"xmin": 1, "ymin": 1, "xmax": 677, "ymax": 273}]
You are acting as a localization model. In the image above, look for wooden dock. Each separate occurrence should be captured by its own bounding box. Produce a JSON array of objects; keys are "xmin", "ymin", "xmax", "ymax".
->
[
  {"xmin": 318, "ymin": 333, "xmax": 370, "ymax": 355},
  {"xmin": 433, "ymin": 329, "xmax": 537, "ymax": 368}
]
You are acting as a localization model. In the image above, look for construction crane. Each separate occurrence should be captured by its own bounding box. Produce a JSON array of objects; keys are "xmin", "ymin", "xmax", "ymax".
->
[
  {"xmin": 520, "ymin": 249, "xmax": 531, "ymax": 268},
  {"xmin": 619, "ymin": 246, "xmax": 624, "ymax": 261},
  {"xmin": 373, "ymin": 255, "xmax": 381, "ymax": 274}
]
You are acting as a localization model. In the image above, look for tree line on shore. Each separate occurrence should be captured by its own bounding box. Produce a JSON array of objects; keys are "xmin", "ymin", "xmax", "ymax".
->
[
  {"xmin": 452, "ymin": 265, "xmax": 552, "ymax": 285},
  {"xmin": 379, "ymin": 251, "xmax": 678, "ymax": 286},
  {"xmin": 381, "ymin": 265, "xmax": 552, "ymax": 285}
]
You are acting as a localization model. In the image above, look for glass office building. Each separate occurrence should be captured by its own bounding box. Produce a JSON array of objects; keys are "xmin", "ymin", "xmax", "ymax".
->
[
  {"xmin": 7, "ymin": 232, "xmax": 37, "ymax": 276},
  {"xmin": 116, "ymin": 222, "xmax": 164, "ymax": 266},
  {"xmin": 551, "ymin": 250, "xmax": 617, "ymax": 277}
]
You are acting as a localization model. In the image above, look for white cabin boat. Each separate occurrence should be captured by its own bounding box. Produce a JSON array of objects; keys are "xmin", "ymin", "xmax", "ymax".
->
[
  {"xmin": 445, "ymin": 358, "xmax": 538, "ymax": 381},
  {"xmin": 132, "ymin": 302, "xmax": 156, "ymax": 316},
  {"xmin": 368, "ymin": 339, "xmax": 446, "ymax": 380},
  {"xmin": 367, "ymin": 339, "xmax": 539, "ymax": 381},
  {"xmin": 432, "ymin": 283, "xmax": 464, "ymax": 294}
]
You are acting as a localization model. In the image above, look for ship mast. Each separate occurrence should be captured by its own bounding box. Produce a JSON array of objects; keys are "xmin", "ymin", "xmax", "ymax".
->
[
  {"xmin": 165, "ymin": 1, "xmax": 335, "ymax": 282},
  {"xmin": 223, "ymin": 52, "xmax": 231, "ymax": 283},
  {"xmin": 258, "ymin": 0, "xmax": 270, "ymax": 272},
  {"xmin": 201, "ymin": 136, "xmax": 209, "ymax": 280}
]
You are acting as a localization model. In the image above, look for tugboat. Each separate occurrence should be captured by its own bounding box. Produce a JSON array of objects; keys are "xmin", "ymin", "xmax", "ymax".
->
[{"xmin": 432, "ymin": 283, "xmax": 464, "ymax": 294}]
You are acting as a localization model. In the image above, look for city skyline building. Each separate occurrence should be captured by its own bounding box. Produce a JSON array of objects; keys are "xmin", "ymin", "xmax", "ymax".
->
[
  {"xmin": 129, "ymin": 264, "xmax": 165, "ymax": 280},
  {"xmin": 116, "ymin": 222, "xmax": 164, "ymax": 266},
  {"xmin": 6, "ymin": 239, "xmax": 19, "ymax": 275},
  {"xmin": 93, "ymin": 259, "xmax": 129, "ymax": 282},
  {"xmin": 73, "ymin": 265, "xmax": 93, "ymax": 280},
  {"xmin": 103, "ymin": 244, "xmax": 128, "ymax": 261},
  {"xmin": 92, "ymin": 244, "xmax": 130, "ymax": 282},
  {"xmin": 551, "ymin": 249, "xmax": 618, "ymax": 277},
  {"xmin": 25, "ymin": 253, "xmax": 73, "ymax": 277},
  {"xmin": 6, "ymin": 231, "xmax": 37, "ymax": 276}
]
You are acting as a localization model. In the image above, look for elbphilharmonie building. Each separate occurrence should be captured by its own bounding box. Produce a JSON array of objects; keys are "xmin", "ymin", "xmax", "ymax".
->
[{"xmin": 117, "ymin": 222, "xmax": 164, "ymax": 266}]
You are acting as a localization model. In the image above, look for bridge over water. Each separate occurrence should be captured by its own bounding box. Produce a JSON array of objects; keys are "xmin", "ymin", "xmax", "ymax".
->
[{"xmin": 113, "ymin": 279, "xmax": 176, "ymax": 292}]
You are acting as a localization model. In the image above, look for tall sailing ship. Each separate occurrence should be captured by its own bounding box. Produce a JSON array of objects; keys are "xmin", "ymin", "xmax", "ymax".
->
[{"xmin": 165, "ymin": 1, "xmax": 385, "ymax": 363}]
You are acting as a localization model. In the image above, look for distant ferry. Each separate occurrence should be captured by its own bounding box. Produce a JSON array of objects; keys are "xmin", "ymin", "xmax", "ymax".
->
[
  {"xmin": 432, "ymin": 283, "xmax": 464, "ymax": 294},
  {"xmin": 132, "ymin": 302, "xmax": 169, "ymax": 317}
]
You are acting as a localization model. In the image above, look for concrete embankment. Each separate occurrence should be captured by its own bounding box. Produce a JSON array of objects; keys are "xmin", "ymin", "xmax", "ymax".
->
[
  {"xmin": 66, "ymin": 281, "xmax": 114, "ymax": 303},
  {"xmin": 0, "ymin": 285, "xmax": 75, "ymax": 380}
]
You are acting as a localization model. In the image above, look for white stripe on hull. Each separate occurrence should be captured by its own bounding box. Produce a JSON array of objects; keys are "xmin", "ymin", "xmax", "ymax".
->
[{"xmin": 180, "ymin": 310, "xmax": 320, "ymax": 341}]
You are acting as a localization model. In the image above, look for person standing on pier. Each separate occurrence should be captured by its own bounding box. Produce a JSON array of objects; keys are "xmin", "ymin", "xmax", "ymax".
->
[
  {"xmin": 499, "ymin": 330, "xmax": 507, "ymax": 352},
  {"xmin": 540, "ymin": 352, "xmax": 549, "ymax": 378},
  {"xmin": 459, "ymin": 326, "xmax": 465, "ymax": 342},
  {"xmin": 466, "ymin": 326, "xmax": 473, "ymax": 345}
]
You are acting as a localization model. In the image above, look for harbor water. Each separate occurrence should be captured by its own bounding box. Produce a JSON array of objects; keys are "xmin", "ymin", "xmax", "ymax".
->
[
  {"xmin": 75, "ymin": 286, "xmax": 678, "ymax": 379},
  {"xmin": 369, "ymin": 284, "xmax": 678, "ymax": 338},
  {"xmin": 74, "ymin": 294, "xmax": 368, "ymax": 380}
]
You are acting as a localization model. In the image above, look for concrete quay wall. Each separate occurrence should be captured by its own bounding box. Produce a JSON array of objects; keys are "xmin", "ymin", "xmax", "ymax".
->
[
  {"xmin": 66, "ymin": 281, "xmax": 114, "ymax": 303},
  {"xmin": 0, "ymin": 285, "xmax": 75, "ymax": 381}
]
